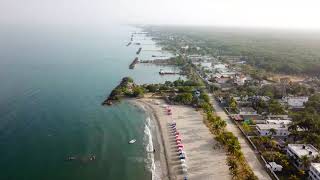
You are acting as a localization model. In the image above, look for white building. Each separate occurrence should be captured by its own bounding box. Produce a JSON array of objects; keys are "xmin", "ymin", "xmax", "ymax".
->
[
  {"xmin": 215, "ymin": 77, "xmax": 231, "ymax": 84},
  {"xmin": 199, "ymin": 62, "xmax": 212, "ymax": 70},
  {"xmin": 213, "ymin": 64, "xmax": 226, "ymax": 70},
  {"xmin": 266, "ymin": 162, "xmax": 283, "ymax": 172},
  {"xmin": 181, "ymin": 45, "xmax": 189, "ymax": 50},
  {"xmin": 256, "ymin": 124, "xmax": 289, "ymax": 137},
  {"xmin": 188, "ymin": 55, "xmax": 202, "ymax": 62},
  {"xmin": 287, "ymin": 144, "xmax": 319, "ymax": 170},
  {"xmin": 309, "ymin": 163, "xmax": 320, "ymax": 180},
  {"xmin": 234, "ymin": 75, "xmax": 247, "ymax": 85},
  {"xmin": 265, "ymin": 119, "xmax": 292, "ymax": 125},
  {"xmin": 239, "ymin": 107, "xmax": 257, "ymax": 115},
  {"xmin": 283, "ymin": 96, "xmax": 309, "ymax": 109}
]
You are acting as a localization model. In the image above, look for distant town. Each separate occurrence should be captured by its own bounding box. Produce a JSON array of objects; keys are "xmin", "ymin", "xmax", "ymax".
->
[{"xmin": 118, "ymin": 26, "xmax": 320, "ymax": 180}]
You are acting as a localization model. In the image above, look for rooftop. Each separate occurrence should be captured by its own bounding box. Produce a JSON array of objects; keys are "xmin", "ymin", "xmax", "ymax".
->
[
  {"xmin": 266, "ymin": 115, "xmax": 291, "ymax": 120},
  {"xmin": 283, "ymin": 96, "xmax": 309, "ymax": 108},
  {"xmin": 288, "ymin": 144, "xmax": 319, "ymax": 158},
  {"xmin": 256, "ymin": 124, "xmax": 287, "ymax": 130},
  {"xmin": 266, "ymin": 119, "xmax": 292, "ymax": 125},
  {"xmin": 311, "ymin": 163, "xmax": 320, "ymax": 172},
  {"xmin": 239, "ymin": 107, "xmax": 257, "ymax": 113}
]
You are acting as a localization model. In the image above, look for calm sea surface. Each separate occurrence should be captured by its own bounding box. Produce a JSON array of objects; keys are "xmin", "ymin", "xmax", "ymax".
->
[{"xmin": 0, "ymin": 24, "xmax": 181, "ymax": 180}]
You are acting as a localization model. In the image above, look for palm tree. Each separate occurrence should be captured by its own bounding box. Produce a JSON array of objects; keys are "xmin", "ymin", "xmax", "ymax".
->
[
  {"xmin": 227, "ymin": 138, "xmax": 241, "ymax": 158},
  {"xmin": 300, "ymin": 155, "xmax": 311, "ymax": 170},
  {"xmin": 269, "ymin": 128, "xmax": 277, "ymax": 138},
  {"xmin": 242, "ymin": 123, "xmax": 251, "ymax": 134},
  {"xmin": 288, "ymin": 175, "xmax": 299, "ymax": 180},
  {"xmin": 227, "ymin": 157, "xmax": 238, "ymax": 177}
]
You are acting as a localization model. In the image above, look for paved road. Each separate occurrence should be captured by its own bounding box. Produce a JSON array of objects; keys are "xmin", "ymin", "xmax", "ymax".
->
[{"xmin": 209, "ymin": 95, "xmax": 272, "ymax": 180}]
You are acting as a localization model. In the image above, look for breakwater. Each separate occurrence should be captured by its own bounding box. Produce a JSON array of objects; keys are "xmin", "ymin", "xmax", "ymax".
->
[
  {"xmin": 136, "ymin": 47, "xmax": 142, "ymax": 55},
  {"xmin": 129, "ymin": 57, "xmax": 139, "ymax": 69}
]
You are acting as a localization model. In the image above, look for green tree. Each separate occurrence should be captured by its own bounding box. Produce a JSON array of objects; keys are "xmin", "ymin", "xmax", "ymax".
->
[
  {"xmin": 269, "ymin": 128, "xmax": 277, "ymax": 138},
  {"xmin": 200, "ymin": 102, "xmax": 212, "ymax": 113},
  {"xmin": 300, "ymin": 155, "xmax": 310, "ymax": 170},
  {"xmin": 288, "ymin": 175, "xmax": 299, "ymax": 180},
  {"xmin": 174, "ymin": 93, "xmax": 193, "ymax": 105},
  {"xmin": 146, "ymin": 84, "xmax": 158, "ymax": 92},
  {"xmin": 199, "ymin": 93, "xmax": 210, "ymax": 103},
  {"xmin": 229, "ymin": 97, "xmax": 238, "ymax": 112},
  {"xmin": 132, "ymin": 86, "xmax": 145, "ymax": 97},
  {"xmin": 227, "ymin": 157, "xmax": 238, "ymax": 177},
  {"xmin": 242, "ymin": 123, "xmax": 252, "ymax": 134},
  {"xmin": 268, "ymin": 99, "xmax": 285, "ymax": 115},
  {"xmin": 126, "ymin": 77, "xmax": 134, "ymax": 83}
]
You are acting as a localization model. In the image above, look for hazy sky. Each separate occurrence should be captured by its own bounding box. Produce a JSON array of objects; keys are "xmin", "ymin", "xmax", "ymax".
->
[{"xmin": 1, "ymin": 0, "xmax": 320, "ymax": 29}]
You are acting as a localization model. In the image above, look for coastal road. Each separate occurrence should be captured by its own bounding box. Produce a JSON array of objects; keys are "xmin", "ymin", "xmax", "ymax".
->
[{"xmin": 209, "ymin": 95, "xmax": 272, "ymax": 180}]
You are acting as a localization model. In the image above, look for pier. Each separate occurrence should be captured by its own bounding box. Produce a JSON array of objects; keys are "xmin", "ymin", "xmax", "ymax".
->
[
  {"xmin": 126, "ymin": 42, "xmax": 132, "ymax": 46},
  {"xmin": 136, "ymin": 47, "xmax": 142, "ymax": 55},
  {"xmin": 129, "ymin": 57, "xmax": 139, "ymax": 69},
  {"xmin": 159, "ymin": 69, "xmax": 180, "ymax": 75}
]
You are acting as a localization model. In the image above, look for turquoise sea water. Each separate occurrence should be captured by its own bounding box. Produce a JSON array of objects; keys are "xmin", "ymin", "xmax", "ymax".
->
[{"xmin": 0, "ymin": 24, "xmax": 182, "ymax": 180}]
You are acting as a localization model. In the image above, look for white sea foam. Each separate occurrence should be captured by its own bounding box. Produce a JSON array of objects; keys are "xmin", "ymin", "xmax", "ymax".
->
[{"xmin": 143, "ymin": 117, "xmax": 160, "ymax": 180}]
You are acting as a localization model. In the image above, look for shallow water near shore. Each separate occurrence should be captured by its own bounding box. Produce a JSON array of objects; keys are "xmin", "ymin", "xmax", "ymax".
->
[{"xmin": 0, "ymin": 24, "xmax": 182, "ymax": 180}]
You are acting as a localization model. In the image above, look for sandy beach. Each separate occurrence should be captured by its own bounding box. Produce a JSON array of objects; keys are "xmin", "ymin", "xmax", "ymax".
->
[{"xmin": 132, "ymin": 97, "xmax": 231, "ymax": 180}]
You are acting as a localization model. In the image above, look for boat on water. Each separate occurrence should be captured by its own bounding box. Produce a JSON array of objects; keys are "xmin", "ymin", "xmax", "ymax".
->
[
  {"xmin": 65, "ymin": 156, "xmax": 76, "ymax": 161},
  {"xmin": 129, "ymin": 139, "xmax": 136, "ymax": 144}
]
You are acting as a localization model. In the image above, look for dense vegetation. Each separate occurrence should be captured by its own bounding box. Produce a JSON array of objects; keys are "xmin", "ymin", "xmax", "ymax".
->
[
  {"xmin": 251, "ymin": 136, "xmax": 305, "ymax": 179},
  {"xmin": 290, "ymin": 93, "xmax": 320, "ymax": 148},
  {"xmin": 205, "ymin": 107, "xmax": 257, "ymax": 179},
  {"xmin": 102, "ymin": 77, "xmax": 144, "ymax": 105},
  {"xmin": 147, "ymin": 26, "xmax": 320, "ymax": 76}
]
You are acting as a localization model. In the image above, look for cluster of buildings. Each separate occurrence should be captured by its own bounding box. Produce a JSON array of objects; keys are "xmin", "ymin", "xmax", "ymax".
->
[
  {"xmin": 282, "ymin": 96, "xmax": 309, "ymax": 109},
  {"xmin": 287, "ymin": 144, "xmax": 320, "ymax": 180},
  {"xmin": 188, "ymin": 54, "xmax": 252, "ymax": 91},
  {"xmin": 187, "ymin": 55, "xmax": 318, "ymax": 178}
]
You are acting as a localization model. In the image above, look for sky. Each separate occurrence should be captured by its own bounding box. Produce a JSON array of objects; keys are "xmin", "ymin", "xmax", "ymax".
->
[{"xmin": 1, "ymin": 0, "xmax": 320, "ymax": 29}]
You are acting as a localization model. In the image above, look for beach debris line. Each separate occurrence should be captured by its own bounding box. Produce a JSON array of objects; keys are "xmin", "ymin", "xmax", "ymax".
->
[
  {"xmin": 102, "ymin": 77, "xmax": 145, "ymax": 106},
  {"xmin": 129, "ymin": 57, "xmax": 139, "ymax": 69}
]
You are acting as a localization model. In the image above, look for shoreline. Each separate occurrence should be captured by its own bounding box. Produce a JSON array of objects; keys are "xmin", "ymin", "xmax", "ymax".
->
[{"xmin": 129, "ymin": 99, "xmax": 171, "ymax": 180}]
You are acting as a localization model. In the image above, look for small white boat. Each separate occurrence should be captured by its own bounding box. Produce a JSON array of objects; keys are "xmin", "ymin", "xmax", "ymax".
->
[{"xmin": 129, "ymin": 139, "xmax": 136, "ymax": 144}]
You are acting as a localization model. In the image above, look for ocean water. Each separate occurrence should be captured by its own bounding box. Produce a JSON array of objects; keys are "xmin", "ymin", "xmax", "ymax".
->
[{"xmin": 0, "ymin": 24, "xmax": 182, "ymax": 180}]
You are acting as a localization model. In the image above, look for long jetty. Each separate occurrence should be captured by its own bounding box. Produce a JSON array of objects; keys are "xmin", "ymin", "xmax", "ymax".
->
[
  {"xmin": 136, "ymin": 47, "xmax": 142, "ymax": 55},
  {"xmin": 129, "ymin": 57, "xmax": 139, "ymax": 69}
]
